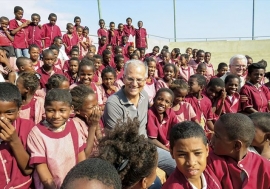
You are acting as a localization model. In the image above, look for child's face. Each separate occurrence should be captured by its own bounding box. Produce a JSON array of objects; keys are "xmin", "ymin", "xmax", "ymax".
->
[
  {"xmin": 128, "ymin": 47, "xmax": 134, "ymax": 55},
  {"xmin": 77, "ymin": 28, "xmax": 83, "ymax": 36},
  {"xmin": 0, "ymin": 100, "xmax": 19, "ymax": 123},
  {"xmin": 83, "ymin": 29, "xmax": 89, "ymax": 37},
  {"xmin": 67, "ymin": 25, "xmax": 74, "ymax": 34},
  {"xmin": 99, "ymin": 20, "xmax": 105, "ymax": 28},
  {"xmin": 94, "ymin": 58, "xmax": 102, "ymax": 70},
  {"xmin": 152, "ymin": 48, "xmax": 159, "ymax": 56},
  {"xmin": 218, "ymin": 66, "xmax": 228, "ymax": 76},
  {"xmin": 247, "ymin": 58, "xmax": 253, "ymax": 66},
  {"xmin": 118, "ymin": 24, "xmax": 124, "ymax": 31},
  {"xmin": 180, "ymin": 56, "xmax": 188, "ymax": 66},
  {"xmin": 173, "ymin": 88, "xmax": 188, "ymax": 105},
  {"xmin": 78, "ymin": 94, "xmax": 98, "ymax": 118},
  {"xmin": 188, "ymin": 78, "xmax": 202, "ymax": 94},
  {"xmin": 45, "ymin": 101, "xmax": 72, "ymax": 128},
  {"xmin": 171, "ymin": 50, "xmax": 176, "ymax": 57},
  {"xmin": 29, "ymin": 47, "xmax": 40, "ymax": 61},
  {"xmin": 51, "ymin": 49, "xmax": 59, "ymax": 62},
  {"xmin": 106, "ymin": 46, "xmax": 112, "ymax": 52},
  {"xmin": 102, "ymin": 72, "xmax": 116, "ymax": 88},
  {"xmin": 43, "ymin": 53, "xmax": 55, "ymax": 67},
  {"xmin": 196, "ymin": 53, "xmax": 205, "ymax": 62},
  {"xmin": 100, "ymin": 38, "xmax": 107, "ymax": 45},
  {"xmin": 138, "ymin": 21, "xmax": 143, "ymax": 28},
  {"xmin": 162, "ymin": 53, "xmax": 170, "ymax": 63},
  {"xmin": 249, "ymin": 69, "xmax": 265, "ymax": 84},
  {"xmin": 70, "ymin": 51, "xmax": 79, "ymax": 58},
  {"xmin": 204, "ymin": 53, "xmax": 211, "ymax": 63},
  {"xmin": 186, "ymin": 48, "xmax": 192, "ymax": 55},
  {"xmin": 148, "ymin": 61, "xmax": 156, "ymax": 77},
  {"xmin": 196, "ymin": 67, "xmax": 207, "ymax": 76},
  {"xmin": 74, "ymin": 18, "xmax": 81, "ymax": 26},
  {"xmin": 171, "ymin": 137, "xmax": 209, "ymax": 182},
  {"xmin": 103, "ymin": 54, "xmax": 111, "ymax": 64},
  {"xmin": 54, "ymin": 39, "xmax": 63, "ymax": 49},
  {"xmin": 153, "ymin": 91, "xmax": 173, "ymax": 115},
  {"xmin": 86, "ymin": 52, "xmax": 94, "ymax": 59},
  {"xmin": 225, "ymin": 78, "xmax": 239, "ymax": 96},
  {"xmin": 126, "ymin": 19, "xmax": 132, "ymax": 25},
  {"xmin": 31, "ymin": 15, "xmax": 40, "ymax": 26},
  {"xmin": 192, "ymin": 50, "xmax": 198, "ymax": 58},
  {"xmin": 79, "ymin": 66, "xmax": 94, "ymax": 85},
  {"xmin": 58, "ymin": 81, "xmax": 70, "ymax": 89},
  {"xmin": 49, "ymin": 16, "xmax": 57, "ymax": 25},
  {"xmin": 69, "ymin": 60, "xmax": 79, "ymax": 74},
  {"xmin": 135, "ymin": 50, "xmax": 140, "ymax": 57},
  {"xmin": 15, "ymin": 10, "xmax": 23, "ymax": 20},
  {"xmin": 122, "ymin": 37, "xmax": 127, "ymax": 45},
  {"xmin": 211, "ymin": 120, "xmax": 235, "ymax": 156},
  {"xmin": 89, "ymin": 47, "xmax": 96, "ymax": 53},
  {"xmin": 115, "ymin": 48, "xmax": 123, "ymax": 55},
  {"xmin": 116, "ymin": 58, "xmax": 124, "ymax": 70},
  {"xmin": 206, "ymin": 85, "xmax": 223, "ymax": 100},
  {"xmin": 0, "ymin": 19, "xmax": 9, "ymax": 29},
  {"xmin": 109, "ymin": 23, "xmax": 115, "ymax": 30},
  {"xmin": 251, "ymin": 126, "xmax": 267, "ymax": 147},
  {"xmin": 22, "ymin": 61, "xmax": 35, "ymax": 73},
  {"xmin": 164, "ymin": 66, "xmax": 175, "ymax": 81}
]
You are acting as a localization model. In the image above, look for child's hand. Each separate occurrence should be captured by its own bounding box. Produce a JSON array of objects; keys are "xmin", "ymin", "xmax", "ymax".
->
[
  {"xmin": 240, "ymin": 95, "xmax": 248, "ymax": 102},
  {"xmin": 38, "ymin": 24, "xmax": 42, "ymax": 29},
  {"xmin": 86, "ymin": 106, "xmax": 102, "ymax": 127},
  {"xmin": 0, "ymin": 117, "xmax": 19, "ymax": 143},
  {"xmin": 220, "ymin": 88, "xmax": 226, "ymax": 100}
]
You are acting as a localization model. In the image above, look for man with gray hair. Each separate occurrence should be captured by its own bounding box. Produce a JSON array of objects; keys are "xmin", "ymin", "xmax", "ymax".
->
[
  {"xmin": 221, "ymin": 54, "xmax": 247, "ymax": 87},
  {"xmin": 103, "ymin": 59, "xmax": 176, "ymax": 176}
]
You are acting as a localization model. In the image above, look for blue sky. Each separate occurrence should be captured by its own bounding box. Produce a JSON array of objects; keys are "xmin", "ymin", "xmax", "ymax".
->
[{"xmin": 2, "ymin": 0, "xmax": 270, "ymax": 41}]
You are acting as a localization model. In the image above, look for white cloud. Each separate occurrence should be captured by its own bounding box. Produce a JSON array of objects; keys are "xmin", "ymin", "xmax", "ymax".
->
[{"xmin": 1, "ymin": 0, "xmax": 73, "ymax": 32}]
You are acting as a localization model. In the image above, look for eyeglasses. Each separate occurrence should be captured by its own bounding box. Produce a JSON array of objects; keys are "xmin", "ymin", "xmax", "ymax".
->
[
  {"xmin": 231, "ymin": 64, "xmax": 246, "ymax": 68},
  {"xmin": 125, "ymin": 76, "xmax": 146, "ymax": 84}
]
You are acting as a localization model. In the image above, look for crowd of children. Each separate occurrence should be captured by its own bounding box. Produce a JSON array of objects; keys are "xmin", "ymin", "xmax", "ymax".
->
[{"xmin": 0, "ymin": 5, "xmax": 270, "ymax": 189}]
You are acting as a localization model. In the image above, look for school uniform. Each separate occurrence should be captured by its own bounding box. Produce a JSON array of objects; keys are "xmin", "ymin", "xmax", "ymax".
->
[
  {"xmin": 205, "ymin": 63, "xmax": 215, "ymax": 81},
  {"xmin": 79, "ymin": 35, "xmax": 91, "ymax": 57},
  {"xmin": 156, "ymin": 61, "xmax": 166, "ymax": 78},
  {"xmin": 206, "ymin": 150, "xmax": 270, "ymax": 189},
  {"xmin": 240, "ymin": 82, "xmax": 270, "ymax": 112},
  {"xmin": 42, "ymin": 23, "xmax": 62, "ymax": 48},
  {"xmin": 173, "ymin": 101, "xmax": 197, "ymax": 122},
  {"xmin": 178, "ymin": 66, "xmax": 195, "ymax": 82},
  {"xmin": 115, "ymin": 68, "xmax": 124, "ymax": 80},
  {"xmin": 27, "ymin": 119, "xmax": 85, "ymax": 189},
  {"xmin": 143, "ymin": 77, "xmax": 156, "ymax": 105},
  {"xmin": 135, "ymin": 28, "xmax": 147, "ymax": 49},
  {"xmin": 188, "ymin": 59, "xmax": 200, "ymax": 70},
  {"xmin": 108, "ymin": 30, "xmax": 118, "ymax": 47},
  {"xmin": 115, "ymin": 78, "xmax": 124, "ymax": 90},
  {"xmin": 62, "ymin": 33, "xmax": 79, "ymax": 55},
  {"xmin": 9, "ymin": 19, "xmax": 29, "ymax": 49},
  {"xmin": 217, "ymin": 92, "xmax": 241, "ymax": 114},
  {"xmin": 123, "ymin": 25, "xmax": 135, "ymax": 37},
  {"xmin": 19, "ymin": 96, "xmax": 45, "ymax": 124},
  {"xmin": 0, "ymin": 118, "xmax": 34, "ymax": 189},
  {"xmin": 64, "ymin": 70, "xmax": 77, "ymax": 85},
  {"xmin": 116, "ymin": 30, "xmax": 125, "ymax": 46},
  {"xmin": 97, "ymin": 44, "xmax": 107, "ymax": 55},
  {"xmin": 70, "ymin": 82, "xmax": 104, "ymax": 105},
  {"xmin": 147, "ymin": 106, "xmax": 178, "ymax": 147},
  {"xmin": 33, "ymin": 60, "xmax": 44, "ymax": 71},
  {"xmin": 162, "ymin": 167, "xmax": 221, "ymax": 189},
  {"xmin": 155, "ymin": 78, "xmax": 169, "ymax": 91},
  {"xmin": 36, "ymin": 66, "xmax": 63, "ymax": 89},
  {"xmin": 97, "ymin": 28, "xmax": 108, "ymax": 39},
  {"xmin": 28, "ymin": 24, "xmax": 44, "ymax": 50},
  {"xmin": 93, "ymin": 70, "xmax": 102, "ymax": 84},
  {"xmin": 0, "ymin": 28, "xmax": 16, "ymax": 61},
  {"xmin": 53, "ymin": 58, "xmax": 64, "ymax": 70},
  {"xmin": 185, "ymin": 94, "xmax": 213, "ymax": 129}
]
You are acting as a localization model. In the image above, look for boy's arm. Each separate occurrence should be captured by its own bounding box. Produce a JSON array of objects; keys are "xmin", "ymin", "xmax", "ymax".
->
[
  {"xmin": 149, "ymin": 138, "xmax": 170, "ymax": 152},
  {"xmin": 0, "ymin": 118, "xmax": 33, "ymax": 175},
  {"xmin": 36, "ymin": 163, "xmax": 56, "ymax": 189},
  {"xmin": 10, "ymin": 21, "xmax": 30, "ymax": 35}
]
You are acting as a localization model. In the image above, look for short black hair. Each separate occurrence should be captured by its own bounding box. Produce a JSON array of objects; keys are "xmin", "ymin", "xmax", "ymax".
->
[
  {"xmin": 78, "ymin": 59, "xmax": 95, "ymax": 73},
  {"xmin": 53, "ymin": 36, "xmax": 62, "ymax": 43},
  {"xmin": 196, "ymin": 63, "xmax": 206, "ymax": 70},
  {"xmin": 69, "ymin": 57, "xmax": 79, "ymax": 64},
  {"xmin": 144, "ymin": 57, "xmax": 156, "ymax": 66},
  {"xmin": 70, "ymin": 48, "xmax": 79, "ymax": 56},
  {"xmin": 16, "ymin": 57, "xmax": 31, "ymax": 68},
  {"xmin": 114, "ymin": 54, "xmax": 124, "ymax": 64},
  {"xmin": 101, "ymin": 36, "xmax": 107, "ymax": 40},
  {"xmin": 153, "ymin": 46, "xmax": 160, "ymax": 51},
  {"xmin": 70, "ymin": 84, "xmax": 95, "ymax": 111},
  {"xmin": 162, "ymin": 45, "xmax": 169, "ymax": 50},
  {"xmin": 61, "ymin": 158, "xmax": 122, "ymax": 189},
  {"xmin": 29, "ymin": 44, "xmax": 40, "ymax": 51},
  {"xmin": 48, "ymin": 13, "xmax": 57, "ymax": 19},
  {"xmin": 257, "ymin": 59, "xmax": 267, "ymax": 68},
  {"xmin": 170, "ymin": 121, "xmax": 207, "ymax": 149},
  {"xmin": 265, "ymin": 72, "xmax": 270, "ymax": 80},
  {"xmin": 196, "ymin": 49, "xmax": 205, "ymax": 56},
  {"xmin": 110, "ymin": 21, "xmax": 115, "ymax": 25},
  {"xmin": 14, "ymin": 6, "xmax": 23, "ymax": 13},
  {"xmin": 127, "ymin": 45, "xmax": 134, "ymax": 50},
  {"xmin": 154, "ymin": 88, "xmax": 174, "ymax": 102},
  {"xmin": 31, "ymin": 13, "xmax": 40, "ymax": 20},
  {"xmin": 248, "ymin": 112, "xmax": 270, "ymax": 133},
  {"xmin": 114, "ymin": 46, "xmax": 122, "ymax": 53},
  {"xmin": 45, "ymin": 74, "xmax": 69, "ymax": 90},
  {"xmin": 224, "ymin": 74, "xmax": 240, "ymax": 84},
  {"xmin": 42, "ymin": 49, "xmax": 54, "ymax": 57},
  {"xmin": 18, "ymin": 72, "xmax": 39, "ymax": 94},
  {"xmin": 245, "ymin": 55, "xmax": 253, "ymax": 61},
  {"xmin": 205, "ymin": 52, "xmax": 211, "ymax": 56},
  {"xmin": 207, "ymin": 78, "xmax": 225, "ymax": 88},
  {"xmin": 217, "ymin": 62, "xmax": 228, "ymax": 71},
  {"xmin": 0, "ymin": 82, "xmax": 22, "ymax": 107},
  {"xmin": 73, "ymin": 16, "xmax": 81, "ymax": 22},
  {"xmin": 49, "ymin": 44, "xmax": 59, "ymax": 53},
  {"xmin": 130, "ymin": 53, "xmax": 138, "ymax": 60},
  {"xmin": 101, "ymin": 66, "xmax": 116, "ymax": 79},
  {"xmin": 248, "ymin": 62, "xmax": 265, "ymax": 75},
  {"xmin": 45, "ymin": 88, "xmax": 72, "ymax": 106},
  {"xmin": 93, "ymin": 54, "xmax": 103, "ymax": 61},
  {"xmin": 126, "ymin": 17, "xmax": 132, "ymax": 21},
  {"xmin": 218, "ymin": 113, "xmax": 255, "ymax": 146},
  {"xmin": 102, "ymin": 49, "xmax": 111, "ymax": 56},
  {"xmin": 170, "ymin": 79, "xmax": 189, "ymax": 91},
  {"xmin": 163, "ymin": 63, "xmax": 177, "ymax": 75},
  {"xmin": 180, "ymin": 53, "xmax": 189, "ymax": 60},
  {"xmin": 189, "ymin": 74, "xmax": 206, "ymax": 87},
  {"xmin": 0, "ymin": 16, "xmax": 9, "ymax": 22}
]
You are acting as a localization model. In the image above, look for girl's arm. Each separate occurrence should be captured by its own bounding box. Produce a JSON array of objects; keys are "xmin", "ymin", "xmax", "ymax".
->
[
  {"xmin": 36, "ymin": 163, "xmax": 56, "ymax": 189},
  {"xmin": 0, "ymin": 118, "xmax": 33, "ymax": 175},
  {"xmin": 215, "ymin": 99, "xmax": 225, "ymax": 116},
  {"xmin": 4, "ymin": 29, "xmax": 14, "ymax": 42},
  {"xmin": 149, "ymin": 138, "xmax": 169, "ymax": 152}
]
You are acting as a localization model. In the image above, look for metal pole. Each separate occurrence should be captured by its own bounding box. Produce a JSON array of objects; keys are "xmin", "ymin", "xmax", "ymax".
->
[
  {"xmin": 173, "ymin": 0, "xmax": 176, "ymax": 42},
  {"xmin": 252, "ymin": 0, "xmax": 255, "ymax": 40},
  {"xmin": 97, "ymin": 0, "xmax": 102, "ymax": 20}
]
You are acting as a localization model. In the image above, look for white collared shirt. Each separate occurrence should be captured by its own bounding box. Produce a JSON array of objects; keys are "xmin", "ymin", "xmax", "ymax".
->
[{"xmin": 188, "ymin": 173, "xmax": 207, "ymax": 189}]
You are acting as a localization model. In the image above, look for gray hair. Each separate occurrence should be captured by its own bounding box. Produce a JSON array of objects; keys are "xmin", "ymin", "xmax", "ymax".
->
[
  {"xmin": 124, "ymin": 59, "xmax": 148, "ymax": 78},
  {"xmin": 229, "ymin": 54, "xmax": 247, "ymax": 66}
]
